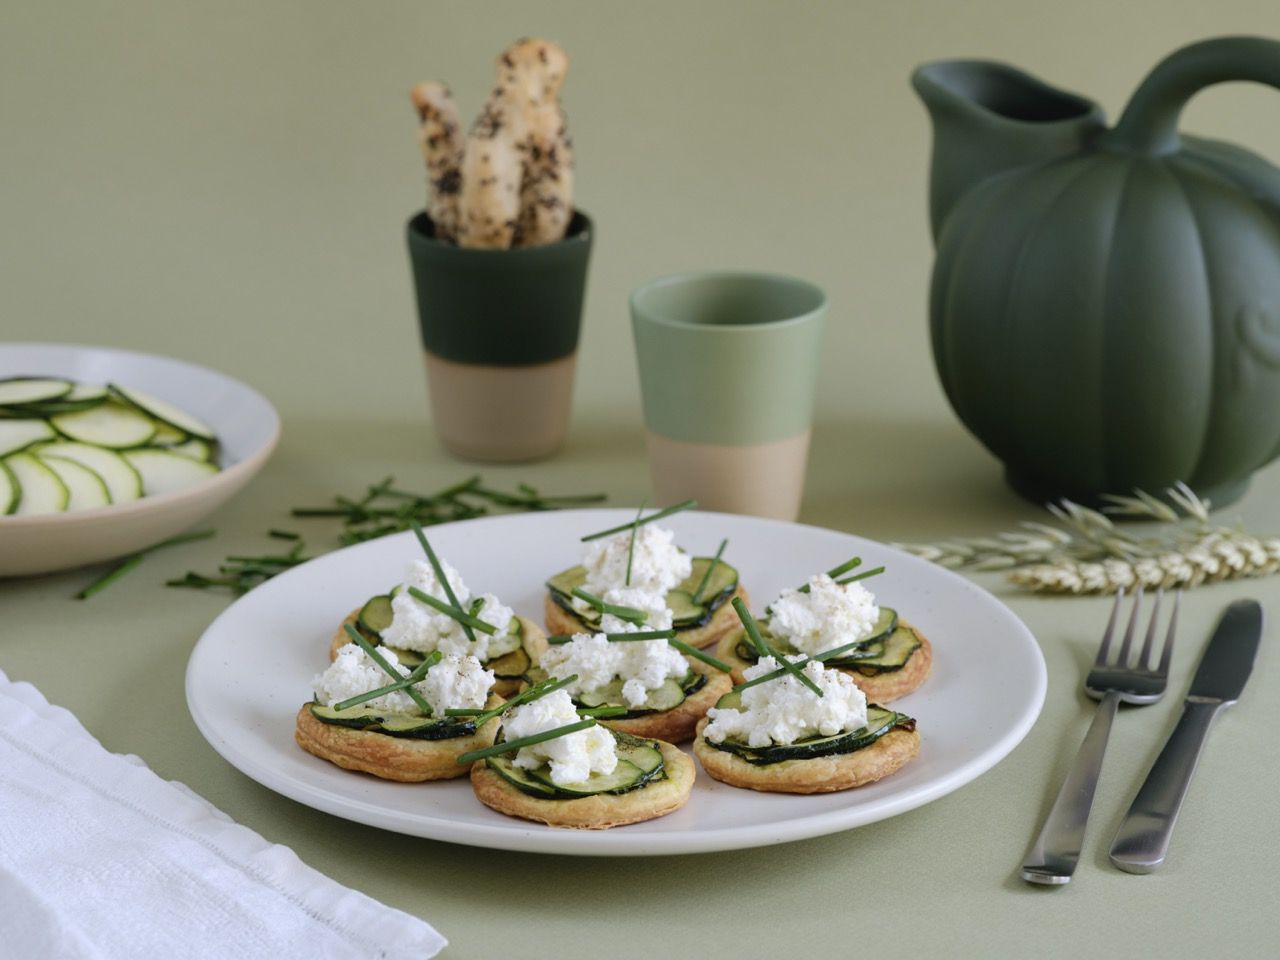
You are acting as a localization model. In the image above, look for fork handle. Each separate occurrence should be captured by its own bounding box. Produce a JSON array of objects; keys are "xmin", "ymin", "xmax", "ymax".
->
[
  {"xmin": 1108, "ymin": 700, "xmax": 1225, "ymax": 874},
  {"xmin": 1020, "ymin": 690, "xmax": 1121, "ymax": 885}
]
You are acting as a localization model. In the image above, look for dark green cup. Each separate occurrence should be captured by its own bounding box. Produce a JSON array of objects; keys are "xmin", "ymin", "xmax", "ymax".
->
[{"xmin": 405, "ymin": 211, "xmax": 593, "ymax": 461}]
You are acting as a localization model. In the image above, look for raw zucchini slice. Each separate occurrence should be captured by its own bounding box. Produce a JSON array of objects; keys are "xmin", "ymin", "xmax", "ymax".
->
[
  {"xmin": 109, "ymin": 384, "xmax": 215, "ymax": 441},
  {"xmin": 150, "ymin": 420, "xmax": 187, "ymax": 445},
  {"xmin": 705, "ymin": 704, "xmax": 914, "ymax": 765},
  {"xmin": 358, "ymin": 595, "xmax": 395, "ymax": 635},
  {"xmin": 4, "ymin": 453, "xmax": 69, "ymax": 515},
  {"xmin": 0, "ymin": 377, "xmax": 72, "ymax": 406},
  {"xmin": 0, "ymin": 419, "xmax": 56, "ymax": 457},
  {"xmin": 38, "ymin": 455, "xmax": 111, "ymax": 511},
  {"xmin": 121, "ymin": 448, "xmax": 218, "ymax": 496},
  {"xmin": 0, "ymin": 460, "xmax": 16, "ymax": 514},
  {"xmin": 167, "ymin": 437, "xmax": 215, "ymax": 463},
  {"xmin": 64, "ymin": 383, "xmax": 108, "ymax": 402},
  {"xmin": 32, "ymin": 441, "xmax": 142, "ymax": 503},
  {"xmin": 308, "ymin": 703, "xmax": 477, "ymax": 740},
  {"xmin": 51, "ymin": 402, "xmax": 157, "ymax": 448}
]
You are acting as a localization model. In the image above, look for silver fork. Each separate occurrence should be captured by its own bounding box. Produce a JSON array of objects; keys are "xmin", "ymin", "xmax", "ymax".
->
[{"xmin": 1020, "ymin": 587, "xmax": 1178, "ymax": 885}]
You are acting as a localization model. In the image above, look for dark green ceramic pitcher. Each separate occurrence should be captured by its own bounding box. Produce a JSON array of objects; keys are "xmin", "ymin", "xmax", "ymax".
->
[{"xmin": 914, "ymin": 37, "xmax": 1280, "ymax": 509}]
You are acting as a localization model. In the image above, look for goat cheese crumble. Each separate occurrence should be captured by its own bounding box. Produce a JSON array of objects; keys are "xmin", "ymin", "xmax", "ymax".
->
[
  {"xmin": 381, "ymin": 558, "xmax": 514, "ymax": 661},
  {"xmin": 539, "ymin": 630, "xmax": 690, "ymax": 708},
  {"xmin": 505, "ymin": 689, "xmax": 617, "ymax": 785},
  {"xmin": 702, "ymin": 655, "xmax": 868, "ymax": 747},
  {"xmin": 571, "ymin": 524, "xmax": 691, "ymax": 622},
  {"xmin": 313, "ymin": 643, "xmax": 494, "ymax": 716},
  {"xmin": 767, "ymin": 574, "xmax": 880, "ymax": 656}
]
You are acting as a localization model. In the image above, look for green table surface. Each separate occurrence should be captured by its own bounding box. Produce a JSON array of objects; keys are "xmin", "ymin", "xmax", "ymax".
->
[{"xmin": 4, "ymin": 2, "xmax": 1280, "ymax": 957}]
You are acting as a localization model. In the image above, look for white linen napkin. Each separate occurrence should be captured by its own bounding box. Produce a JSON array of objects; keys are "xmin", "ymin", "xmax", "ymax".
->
[{"xmin": 0, "ymin": 669, "xmax": 446, "ymax": 959}]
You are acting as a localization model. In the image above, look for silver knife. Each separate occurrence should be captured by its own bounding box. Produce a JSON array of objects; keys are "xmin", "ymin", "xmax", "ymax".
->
[{"xmin": 1109, "ymin": 599, "xmax": 1263, "ymax": 874}]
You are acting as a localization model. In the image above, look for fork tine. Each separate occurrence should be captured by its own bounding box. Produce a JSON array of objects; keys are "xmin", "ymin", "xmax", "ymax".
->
[
  {"xmin": 1115, "ymin": 585, "xmax": 1143, "ymax": 666},
  {"xmin": 1095, "ymin": 588, "xmax": 1124, "ymax": 666},
  {"xmin": 1138, "ymin": 588, "xmax": 1163, "ymax": 669},
  {"xmin": 1156, "ymin": 590, "xmax": 1180, "ymax": 676}
]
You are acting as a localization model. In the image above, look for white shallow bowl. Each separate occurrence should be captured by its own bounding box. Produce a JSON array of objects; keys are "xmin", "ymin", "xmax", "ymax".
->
[{"xmin": 0, "ymin": 343, "xmax": 280, "ymax": 577}]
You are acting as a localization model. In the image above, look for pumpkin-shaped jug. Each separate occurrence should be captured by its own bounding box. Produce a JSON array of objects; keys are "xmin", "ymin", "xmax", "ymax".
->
[{"xmin": 914, "ymin": 37, "xmax": 1280, "ymax": 508}]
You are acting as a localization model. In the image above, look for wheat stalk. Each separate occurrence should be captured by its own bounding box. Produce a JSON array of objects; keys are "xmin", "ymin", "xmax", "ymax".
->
[{"xmin": 894, "ymin": 482, "xmax": 1280, "ymax": 594}]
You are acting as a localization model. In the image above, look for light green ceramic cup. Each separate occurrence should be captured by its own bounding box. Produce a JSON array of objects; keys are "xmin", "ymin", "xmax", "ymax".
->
[{"xmin": 630, "ymin": 272, "xmax": 826, "ymax": 520}]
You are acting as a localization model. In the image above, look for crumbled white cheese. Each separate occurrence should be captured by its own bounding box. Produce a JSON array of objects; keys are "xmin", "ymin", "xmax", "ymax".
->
[
  {"xmin": 766, "ymin": 574, "xmax": 880, "ymax": 656},
  {"xmin": 419, "ymin": 654, "xmax": 495, "ymax": 714},
  {"xmin": 381, "ymin": 558, "xmax": 514, "ymax": 661},
  {"xmin": 571, "ymin": 524, "xmax": 691, "ymax": 620},
  {"xmin": 314, "ymin": 643, "xmax": 495, "ymax": 716},
  {"xmin": 506, "ymin": 689, "xmax": 617, "ymax": 785},
  {"xmin": 703, "ymin": 655, "xmax": 868, "ymax": 747},
  {"xmin": 599, "ymin": 585, "xmax": 674, "ymax": 632},
  {"xmin": 313, "ymin": 642, "xmax": 415, "ymax": 713},
  {"xmin": 539, "ymin": 629, "xmax": 689, "ymax": 709}
]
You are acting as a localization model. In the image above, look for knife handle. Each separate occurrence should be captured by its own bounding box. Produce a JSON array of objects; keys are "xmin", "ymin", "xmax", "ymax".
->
[{"xmin": 1108, "ymin": 700, "xmax": 1224, "ymax": 874}]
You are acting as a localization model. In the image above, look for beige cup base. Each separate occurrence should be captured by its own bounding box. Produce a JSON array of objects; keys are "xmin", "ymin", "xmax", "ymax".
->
[
  {"xmin": 645, "ymin": 429, "xmax": 811, "ymax": 521},
  {"xmin": 424, "ymin": 352, "xmax": 575, "ymax": 463}
]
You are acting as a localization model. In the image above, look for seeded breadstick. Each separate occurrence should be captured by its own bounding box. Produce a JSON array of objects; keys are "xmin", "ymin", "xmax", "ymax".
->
[
  {"xmin": 457, "ymin": 82, "xmax": 526, "ymax": 249},
  {"xmin": 409, "ymin": 81, "xmax": 464, "ymax": 242},
  {"xmin": 507, "ymin": 39, "xmax": 575, "ymax": 247}
]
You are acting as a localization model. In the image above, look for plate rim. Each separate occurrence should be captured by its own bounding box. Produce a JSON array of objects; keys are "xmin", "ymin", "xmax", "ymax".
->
[{"xmin": 186, "ymin": 508, "xmax": 1046, "ymax": 856}]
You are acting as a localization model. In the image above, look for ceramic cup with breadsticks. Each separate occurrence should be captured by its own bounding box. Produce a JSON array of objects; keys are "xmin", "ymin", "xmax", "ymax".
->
[{"xmin": 405, "ymin": 38, "xmax": 591, "ymax": 463}]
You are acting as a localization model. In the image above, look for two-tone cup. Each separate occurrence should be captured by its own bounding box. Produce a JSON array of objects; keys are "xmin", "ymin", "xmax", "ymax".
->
[{"xmin": 630, "ymin": 272, "xmax": 825, "ymax": 520}]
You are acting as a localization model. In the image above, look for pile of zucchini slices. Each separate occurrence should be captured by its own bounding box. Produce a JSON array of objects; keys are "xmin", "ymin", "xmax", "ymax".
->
[{"xmin": 0, "ymin": 376, "xmax": 219, "ymax": 516}]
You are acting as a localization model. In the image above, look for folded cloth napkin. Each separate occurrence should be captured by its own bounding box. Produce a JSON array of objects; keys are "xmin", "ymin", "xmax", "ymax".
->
[{"xmin": 0, "ymin": 669, "xmax": 446, "ymax": 959}]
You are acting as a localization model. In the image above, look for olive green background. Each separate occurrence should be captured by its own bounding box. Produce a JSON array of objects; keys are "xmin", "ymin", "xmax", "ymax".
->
[{"xmin": 3, "ymin": 2, "xmax": 1280, "ymax": 958}]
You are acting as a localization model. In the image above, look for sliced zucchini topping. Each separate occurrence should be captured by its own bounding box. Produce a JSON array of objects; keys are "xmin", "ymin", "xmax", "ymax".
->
[
  {"xmin": 309, "ymin": 702, "xmax": 478, "ymax": 740},
  {"xmin": 485, "ymin": 730, "xmax": 668, "ymax": 799},
  {"xmin": 734, "ymin": 609, "xmax": 915, "ymax": 673},
  {"xmin": 705, "ymin": 701, "xmax": 915, "ymax": 765},
  {"xmin": 357, "ymin": 594, "xmax": 395, "ymax": 635},
  {"xmin": 569, "ymin": 669, "xmax": 707, "ymax": 717},
  {"xmin": 547, "ymin": 555, "xmax": 740, "ymax": 630}
]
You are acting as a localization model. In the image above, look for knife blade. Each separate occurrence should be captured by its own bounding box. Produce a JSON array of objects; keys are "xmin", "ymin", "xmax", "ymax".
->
[{"xmin": 1109, "ymin": 599, "xmax": 1263, "ymax": 874}]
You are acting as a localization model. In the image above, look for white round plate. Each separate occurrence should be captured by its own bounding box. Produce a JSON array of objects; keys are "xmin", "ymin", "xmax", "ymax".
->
[
  {"xmin": 0, "ymin": 343, "xmax": 279, "ymax": 576},
  {"xmin": 186, "ymin": 509, "xmax": 1045, "ymax": 856}
]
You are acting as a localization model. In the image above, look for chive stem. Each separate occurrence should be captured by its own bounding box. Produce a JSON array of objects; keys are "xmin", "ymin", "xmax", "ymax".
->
[
  {"xmin": 342, "ymin": 623, "xmax": 434, "ymax": 715},
  {"xmin": 837, "ymin": 566, "xmax": 885, "ymax": 585},
  {"xmin": 732, "ymin": 597, "xmax": 822, "ymax": 696},
  {"xmin": 577, "ymin": 705, "xmax": 627, "ymax": 718},
  {"xmin": 407, "ymin": 586, "xmax": 497, "ymax": 634},
  {"xmin": 332, "ymin": 653, "xmax": 438, "ymax": 711},
  {"xmin": 456, "ymin": 718, "xmax": 597, "ymax": 764},
  {"xmin": 579, "ymin": 500, "xmax": 697, "ymax": 542},
  {"xmin": 669, "ymin": 637, "xmax": 731, "ymax": 672},
  {"xmin": 570, "ymin": 587, "xmax": 648, "ymax": 624},
  {"xmin": 76, "ymin": 528, "xmax": 216, "ymax": 599},
  {"xmin": 624, "ymin": 499, "xmax": 646, "ymax": 586},
  {"xmin": 468, "ymin": 673, "xmax": 580, "ymax": 727},
  {"xmin": 268, "ymin": 529, "xmax": 301, "ymax": 540},
  {"xmin": 410, "ymin": 522, "xmax": 478, "ymax": 645},
  {"xmin": 691, "ymin": 538, "xmax": 728, "ymax": 604},
  {"xmin": 732, "ymin": 638, "xmax": 871, "ymax": 692}
]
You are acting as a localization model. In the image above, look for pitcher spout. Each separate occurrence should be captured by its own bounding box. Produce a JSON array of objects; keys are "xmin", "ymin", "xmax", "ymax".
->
[{"xmin": 912, "ymin": 61, "xmax": 1106, "ymax": 238}]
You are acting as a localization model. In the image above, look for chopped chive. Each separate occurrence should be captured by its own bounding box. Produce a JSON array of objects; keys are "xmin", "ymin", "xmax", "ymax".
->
[
  {"xmin": 468, "ymin": 673, "xmax": 581, "ymax": 728},
  {"xmin": 268, "ymin": 529, "xmax": 300, "ymax": 541},
  {"xmin": 456, "ymin": 718, "xmax": 597, "ymax": 764},
  {"xmin": 798, "ymin": 556, "xmax": 861, "ymax": 593},
  {"xmin": 445, "ymin": 708, "xmax": 483, "ymax": 717},
  {"xmin": 343, "ymin": 623, "xmax": 434, "ymax": 715},
  {"xmin": 603, "ymin": 629, "xmax": 678, "ymax": 641},
  {"xmin": 691, "ymin": 538, "xmax": 728, "ymax": 604},
  {"xmin": 410, "ymin": 522, "xmax": 478, "ymax": 645},
  {"xmin": 624, "ymin": 499, "xmax": 647, "ymax": 586},
  {"xmin": 732, "ymin": 638, "xmax": 870, "ymax": 692},
  {"xmin": 578, "ymin": 705, "xmax": 627, "ymax": 718},
  {"xmin": 732, "ymin": 597, "xmax": 822, "ymax": 697},
  {"xmin": 580, "ymin": 499, "xmax": 697, "ymax": 542},
  {"xmin": 546, "ymin": 634, "xmax": 576, "ymax": 645},
  {"xmin": 836, "ymin": 566, "xmax": 885, "ymax": 586},
  {"xmin": 332, "ymin": 653, "xmax": 437, "ymax": 711},
  {"xmin": 669, "ymin": 636, "xmax": 731, "ymax": 672},
  {"xmin": 407, "ymin": 586, "xmax": 497, "ymax": 634},
  {"xmin": 570, "ymin": 587, "xmax": 648, "ymax": 624},
  {"xmin": 77, "ymin": 528, "xmax": 216, "ymax": 599}
]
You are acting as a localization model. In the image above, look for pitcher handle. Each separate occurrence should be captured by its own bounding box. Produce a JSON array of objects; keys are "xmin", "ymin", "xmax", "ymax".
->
[{"xmin": 1106, "ymin": 36, "xmax": 1280, "ymax": 155}]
